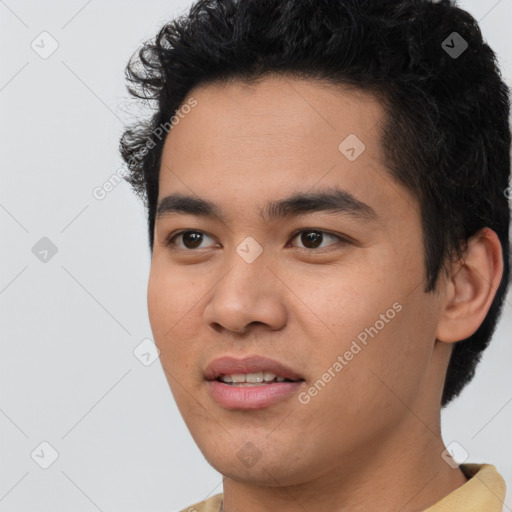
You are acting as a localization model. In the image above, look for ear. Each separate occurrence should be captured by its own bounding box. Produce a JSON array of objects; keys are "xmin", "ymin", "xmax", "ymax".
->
[{"xmin": 436, "ymin": 227, "xmax": 504, "ymax": 343}]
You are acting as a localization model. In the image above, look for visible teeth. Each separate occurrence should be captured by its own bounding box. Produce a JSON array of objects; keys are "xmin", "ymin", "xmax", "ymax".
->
[
  {"xmin": 219, "ymin": 372, "xmax": 286, "ymax": 384},
  {"xmin": 246, "ymin": 372, "xmax": 264, "ymax": 383}
]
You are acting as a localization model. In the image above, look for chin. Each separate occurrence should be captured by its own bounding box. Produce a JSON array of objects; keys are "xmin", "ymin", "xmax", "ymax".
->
[{"xmin": 196, "ymin": 436, "xmax": 312, "ymax": 487}]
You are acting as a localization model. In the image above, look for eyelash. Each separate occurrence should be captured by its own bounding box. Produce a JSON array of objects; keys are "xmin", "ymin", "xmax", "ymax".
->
[{"xmin": 164, "ymin": 229, "xmax": 348, "ymax": 253}]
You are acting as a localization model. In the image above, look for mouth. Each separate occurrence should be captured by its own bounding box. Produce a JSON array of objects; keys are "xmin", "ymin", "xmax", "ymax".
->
[
  {"xmin": 215, "ymin": 372, "xmax": 300, "ymax": 386},
  {"xmin": 204, "ymin": 355, "xmax": 305, "ymax": 410},
  {"xmin": 204, "ymin": 354, "xmax": 304, "ymax": 383}
]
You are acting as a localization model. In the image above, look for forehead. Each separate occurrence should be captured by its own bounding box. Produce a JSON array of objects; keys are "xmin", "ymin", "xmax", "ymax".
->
[
  {"xmin": 157, "ymin": 75, "xmax": 418, "ymax": 223},
  {"xmin": 165, "ymin": 75, "xmax": 384, "ymax": 151}
]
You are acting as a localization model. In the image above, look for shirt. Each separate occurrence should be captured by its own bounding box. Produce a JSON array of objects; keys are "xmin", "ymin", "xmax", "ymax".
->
[{"xmin": 178, "ymin": 463, "xmax": 506, "ymax": 512}]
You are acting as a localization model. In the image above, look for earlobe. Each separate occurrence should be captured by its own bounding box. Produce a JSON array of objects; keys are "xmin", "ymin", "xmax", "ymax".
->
[{"xmin": 436, "ymin": 227, "xmax": 503, "ymax": 344}]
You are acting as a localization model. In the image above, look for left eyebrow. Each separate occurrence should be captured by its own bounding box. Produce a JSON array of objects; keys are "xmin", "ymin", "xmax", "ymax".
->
[{"xmin": 156, "ymin": 187, "xmax": 379, "ymax": 223}]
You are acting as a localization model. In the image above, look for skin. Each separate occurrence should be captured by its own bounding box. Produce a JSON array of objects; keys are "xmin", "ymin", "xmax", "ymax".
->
[{"xmin": 147, "ymin": 75, "xmax": 503, "ymax": 511}]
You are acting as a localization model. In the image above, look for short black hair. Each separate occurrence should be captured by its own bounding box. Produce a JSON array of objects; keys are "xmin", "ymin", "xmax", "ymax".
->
[{"xmin": 119, "ymin": 0, "xmax": 511, "ymax": 407}]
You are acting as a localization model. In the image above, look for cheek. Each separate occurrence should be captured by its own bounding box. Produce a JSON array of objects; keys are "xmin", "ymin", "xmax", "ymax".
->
[
  {"xmin": 342, "ymin": 289, "xmax": 439, "ymax": 410},
  {"xmin": 289, "ymin": 260, "xmax": 433, "ymax": 410},
  {"xmin": 291, "ymin": 302, "xmax": 434, "ymax": 452},
  {"xmin": 147, "ymin": 266, "xmax": 173, "ymax": 341},
  {"xmin": 147, "ymin": 265, "xmax": 199, "ymax": 376},
  {"xmin": 147, "ymin": 261, "xmax": 201, "ymax": 337},
  {"xmin": 147, "ymin": 266, "xmax": 207, "ymax": 417},
  {"xmin": 285, "ymin": 259, "xmax": 399, "ymax": 346}
]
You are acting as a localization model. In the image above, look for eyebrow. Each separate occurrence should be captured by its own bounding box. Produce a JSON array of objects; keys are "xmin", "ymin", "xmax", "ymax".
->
[{"xmin": 155, "ymin": 187, "xmax": 378, "ymax": 223}]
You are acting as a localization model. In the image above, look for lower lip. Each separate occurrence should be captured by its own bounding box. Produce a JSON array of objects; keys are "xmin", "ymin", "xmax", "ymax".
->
[{"xmin": 207, "ymin": 380, "xmax": 304, "ymax": 410}]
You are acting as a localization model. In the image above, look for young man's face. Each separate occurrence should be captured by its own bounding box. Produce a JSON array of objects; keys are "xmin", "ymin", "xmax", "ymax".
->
[{"xmin": 148, "ymin": 76, "xmax": 451, "ymax": 485}]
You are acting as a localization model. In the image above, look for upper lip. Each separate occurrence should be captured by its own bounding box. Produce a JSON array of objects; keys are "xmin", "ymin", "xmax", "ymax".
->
[{"xmin": 204, "ymin": 355, "xmax": 304, "ymax": 381}]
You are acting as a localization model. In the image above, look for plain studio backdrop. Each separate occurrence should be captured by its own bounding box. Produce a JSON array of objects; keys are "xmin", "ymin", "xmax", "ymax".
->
[{"xmin": 0, "ymin": 1, "xmax": 511, "ymax": 511}]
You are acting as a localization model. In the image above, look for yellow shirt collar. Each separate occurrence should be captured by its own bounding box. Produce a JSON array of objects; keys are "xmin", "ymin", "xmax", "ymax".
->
[
  {"xmin": 181, "ymin": 463, "xmax": 506, "ymax": 512},
  {"xmin": 424, "ymin": 463, "xmax": 506, "ymax": 511}
]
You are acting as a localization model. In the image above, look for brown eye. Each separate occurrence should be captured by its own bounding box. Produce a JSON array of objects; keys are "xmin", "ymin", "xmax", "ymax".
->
[
  {"xmin": 301, "ymin": 231, "xmax": 323, "ymax": 249},
  {"xmin": 166, "ymin": 230, "xmax": 217, "ymax": 250},
  {"xmin": 181, "ymin": 231, "xmax": 203, "ymax": 249},
  {"xmin": 290, "ymin": 230, "xmax": 344, "ymax": 251}
]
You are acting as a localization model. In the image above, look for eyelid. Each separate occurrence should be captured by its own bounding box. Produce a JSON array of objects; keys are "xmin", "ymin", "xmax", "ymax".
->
[
  {"xmin": 165, "ymin": 229, "xmax": 217, "ymax": 248},
  {"xmin": 165, "ymin": 228, "xmax": 350, "ymax": 251},
  {"xmin": 287, "ymin": 228, "xmax": 349, "ymax": 252},
  {"xmin": 288, "ymin": 227, "xmax": 349, "ymax": 242}
]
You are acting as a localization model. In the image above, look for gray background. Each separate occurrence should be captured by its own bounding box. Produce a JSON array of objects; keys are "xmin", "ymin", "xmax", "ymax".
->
[{"xmin": 0, "ymin": 1, "xmax": 511, "ymax": 511}]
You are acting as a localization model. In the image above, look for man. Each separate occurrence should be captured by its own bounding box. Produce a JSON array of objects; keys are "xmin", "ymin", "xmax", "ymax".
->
[{"xmin": 119, "ymin": 0, "xmax": 510, "ymax": 510}]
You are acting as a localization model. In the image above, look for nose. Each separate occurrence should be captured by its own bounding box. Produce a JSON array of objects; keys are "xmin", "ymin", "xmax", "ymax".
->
[{"xmin": 203, "ymin": 255, "xmax": 288, "ymax": 335}]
